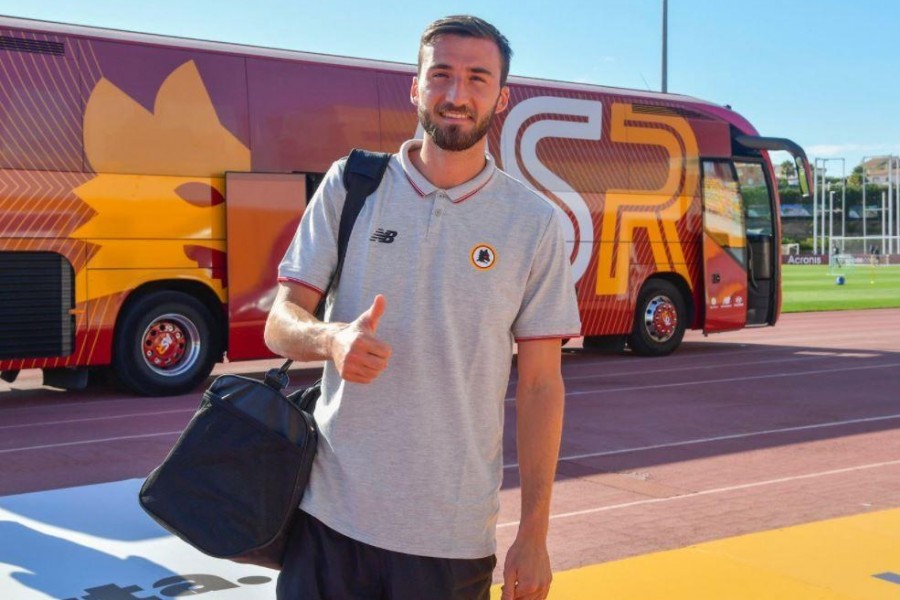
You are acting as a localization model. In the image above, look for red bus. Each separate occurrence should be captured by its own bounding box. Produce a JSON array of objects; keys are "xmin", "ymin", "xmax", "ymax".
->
[{"xmin": 0, "ymin": 16, "xmax": 812, "ymax": 395}]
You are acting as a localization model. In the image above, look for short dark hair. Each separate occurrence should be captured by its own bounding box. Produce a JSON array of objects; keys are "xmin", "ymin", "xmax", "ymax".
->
[{"xmin": 418, "ymin": 15, "xmax": 513, "ymax": 86}]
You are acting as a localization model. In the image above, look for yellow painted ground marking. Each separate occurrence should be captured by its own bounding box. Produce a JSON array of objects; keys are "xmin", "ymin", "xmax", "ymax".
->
[{"xmin": 492, "ymin": 508, "xmax": 900, "ymax": 599}]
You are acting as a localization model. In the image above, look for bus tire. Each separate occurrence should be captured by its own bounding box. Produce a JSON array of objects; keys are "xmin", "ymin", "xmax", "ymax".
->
[
  {"xmin": 627, "ymin": 279, "xmax": 686, "ymax": 357},
  {"xmin": 112, "ymin": 290, "xmax": 220, "ymax": 396},
  {"xmin": 583, "ymin": 335, "xmax": 626, "ymax": 353}
]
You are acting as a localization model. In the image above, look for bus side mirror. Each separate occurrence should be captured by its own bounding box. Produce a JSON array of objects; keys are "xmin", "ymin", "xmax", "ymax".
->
[{"xmin": 795, "ymin": 156, "xmax": 811, "ymax": 199}]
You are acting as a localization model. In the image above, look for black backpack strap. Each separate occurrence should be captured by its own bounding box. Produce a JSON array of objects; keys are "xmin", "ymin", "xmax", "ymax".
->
[
  {"xmin": 281, "ymin": 149, "xmax": 391, "ymax": 373},
  {"xmin": 335, "ymin": 149, "xmax": 392, "ymax": 287}
]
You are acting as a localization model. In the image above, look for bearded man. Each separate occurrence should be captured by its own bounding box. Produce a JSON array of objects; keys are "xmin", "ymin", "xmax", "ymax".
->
[{"xmin": 266, "ymin": 15, "xmax": 580, "ymax": 600}]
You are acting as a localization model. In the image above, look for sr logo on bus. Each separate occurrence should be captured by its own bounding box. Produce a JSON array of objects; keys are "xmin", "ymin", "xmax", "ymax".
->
[{"xmin": 420, "ymin": 97, "xmax": 699, "ymax": 296}]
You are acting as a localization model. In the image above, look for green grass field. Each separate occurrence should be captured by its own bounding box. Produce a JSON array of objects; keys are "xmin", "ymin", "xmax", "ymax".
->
[{"xmin": 781, "ymin": 264, "xmax": 900, "ymax": 312}]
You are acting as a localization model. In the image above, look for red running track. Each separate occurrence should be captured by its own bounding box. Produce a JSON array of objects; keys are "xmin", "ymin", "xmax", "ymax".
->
[{"xmin": 1, "ymin": 309, "xmax": 898, "ymax": 574}]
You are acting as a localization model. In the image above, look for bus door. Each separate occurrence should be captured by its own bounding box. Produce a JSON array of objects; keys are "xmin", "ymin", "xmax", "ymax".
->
[
  {"xmin": 701, "ymin": 160, "xmax": 748, "ymax": 333},
  {"xmin": 735, "ymin": 161, "xmax": 778, "ymax": 326},
  {"xmin": 730, "ymin": 134, "xmax": 814, "ymax": 328},
  {"xmin": 224, "ymin": 172, "xmax": 307, "ymax": 360}
]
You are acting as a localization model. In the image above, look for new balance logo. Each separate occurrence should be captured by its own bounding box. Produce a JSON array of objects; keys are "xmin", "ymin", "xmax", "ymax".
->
[{"xmin": 370, "ymin": 229, "xmax": 398, "ymax": 243}]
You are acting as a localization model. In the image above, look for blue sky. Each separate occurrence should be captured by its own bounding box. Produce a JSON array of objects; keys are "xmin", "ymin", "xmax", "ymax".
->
[{"xmin": 1, "ymin": 0, "xmax": 898, "ymax": 172}]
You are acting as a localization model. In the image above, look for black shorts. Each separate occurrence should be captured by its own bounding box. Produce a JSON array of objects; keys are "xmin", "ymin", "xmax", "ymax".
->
[{"xmin": 277, "ymin": 511, "xmax": 496, "ymax": 600}]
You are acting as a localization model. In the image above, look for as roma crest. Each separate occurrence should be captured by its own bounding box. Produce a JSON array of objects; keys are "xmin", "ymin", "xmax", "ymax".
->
[{"xmin": 470, "ymin": 244, "xmax": 497, "ymax": 271}]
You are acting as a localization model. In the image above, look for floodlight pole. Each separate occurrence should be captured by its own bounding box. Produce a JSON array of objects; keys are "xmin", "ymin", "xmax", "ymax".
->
[
  {"xmin": 864, "ymin": 154, "xmax": 893, "ymax": 255},
  {"xmin": 821, "ymin": 162, "xmax": 828, "ymax": 254},
  {"xmin": 840, "ymin": 158, "xmax": 846, "ymax": 239},
  {"xmin": 812, "ymin": 159, "xmax": 818, "ymax": 254},
  {"xmin": 814, "ymin": 158, "xmax": 847, "ymax": 255},
  {"xmin": 893, "ymin": 156, "xmax": 898, "ymax": 254},
  {"xmin": 888, "ymin": 157, "xmax": 893, "ymax": 254},
  {"xmin": 888, "ymin": 157, "xmax": 894, "ymax": 255},
  {"xmin": 829, "ymin": 190, "xmax": 834, "ymax": 254},
  {"xmin": 814, "ymin": 158, "xmax": 829, "ymax": 255},
  {"xmin": 891, "ymin": 156, "xmax": 897, "ymax": 255},
  {"xmin": 819, "ymin": 176, "xmax": 831, "ymax": 254},
  {"xmin": 895, "ymin": 156, "xmax": 900, "ymax": 254},
  {"xmin": 894, "ymin": 156, "xmax": 899, "ymax": 255},
  {"xmin": 661, "ymin": 0, "xmax": 668, "ymax": 93},
  {"xmin": 862, "ymin": 156, "xmax": 868, "ymax": 251}
]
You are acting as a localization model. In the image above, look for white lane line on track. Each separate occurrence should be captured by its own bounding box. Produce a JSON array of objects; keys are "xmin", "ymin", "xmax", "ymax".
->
[
  {"xmin": 0, "ymin": 378, "xmax": 319, "ymax": 414},
  {"xmin": 511, "ymin": 354, "xmax": 833, "ymax": 387},
  {"xmin": 555, "ymin": 344, "xmax": 760, "ymax": 369},
  {"xmin": 497, "ymin": 458, "xmax": 900, "ymax": 528},
  {"xmin": 10, "ymin": 370, "xmax": 897, "ymax": 453},
  {"xmin": 502, "ymin": 413, "xmax": 900, "ymax": 470},
  {"xmin": 560, "ymin": 334, "xmax": 894, "ymax": 375},
  {"xmin": 0, "ymin": 431, "xmax": 182, "ymax": 454},
  {"xmin": 6, "ymin": 412, "xmax": 896, "ymax": 459},
  {"xmin": 0, "ymin": 408, "xmax": 195, "ymax": 430},
  {"xmin": 565, "ymin": 361, "xmax": 900, "ymax": 396},
  {"xmin": 0, "ymin": 395, "xmax": 194, "ymax": 415},
  {"xmin": 505, "ymin": 362, "xmax": 900, "ymax": 402},
  {"xmin": 563, "ymin": 340, "xmax": 840, "ymax": 370}
]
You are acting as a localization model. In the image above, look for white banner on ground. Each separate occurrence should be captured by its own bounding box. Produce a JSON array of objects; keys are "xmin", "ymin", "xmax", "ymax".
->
[{"xmin": 0, "ymin": 480, "xmax": 277, "ymax": 600}]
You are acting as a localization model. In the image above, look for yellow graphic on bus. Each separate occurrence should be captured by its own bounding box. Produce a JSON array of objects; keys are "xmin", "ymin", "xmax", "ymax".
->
[
  {"xmin": 71, "ymin": 60, "xmax": 250, "ymax": 302},
  {"xmin": 596, "ymin": 103, "xmax": 699, "ymax": 296}
]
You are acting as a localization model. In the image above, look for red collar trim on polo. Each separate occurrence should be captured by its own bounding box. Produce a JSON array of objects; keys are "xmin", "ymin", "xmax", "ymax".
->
[
  {"xmin": 403, "ymin": 170, "xmax": 427, "ymax": 197},
  {"xmin": 452, "ymin": 171, "xmax": 494, "ymax": 203},
  {"xmin": 398, "ymin": 138, "xmax": 496, "ymax": 203}
]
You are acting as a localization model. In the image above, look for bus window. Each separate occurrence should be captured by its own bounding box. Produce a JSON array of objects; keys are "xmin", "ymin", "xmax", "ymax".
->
[
  {"xmin": 735, "ymin": 162, "xmax": 773, "ymax": 236},
  {"xmin": 702, "ymin": 161, "xmax": 746, "ymax": 267}
]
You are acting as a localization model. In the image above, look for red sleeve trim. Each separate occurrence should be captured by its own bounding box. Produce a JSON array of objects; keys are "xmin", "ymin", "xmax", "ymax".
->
[
  {"xmin": 514, "ymin": 334, "xmax": 581, "ymax": 342},
  {"xmin": 277, "ymin": 276, "xmax": 326, "ymax": 295}
]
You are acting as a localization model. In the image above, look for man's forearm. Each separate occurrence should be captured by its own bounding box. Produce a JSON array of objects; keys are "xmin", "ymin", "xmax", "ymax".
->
[
  {"xmin": 515, "ymin": 376, "xmax": 565, "ymax": 538},
  {"xmin": 264, "ymin": 287, "xmax": 342, "ymax": 362},
  {"xmin": 265, "ymin": 286, "xmax": 391, "ymax": 385}
]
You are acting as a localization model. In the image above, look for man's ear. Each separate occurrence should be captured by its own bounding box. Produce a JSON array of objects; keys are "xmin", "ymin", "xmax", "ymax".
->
[
  {"xmin": 495, "ymin": 86, "xmax": 510, "ymax": 114},
  {"xmin": 410, "ymin": 76, "xmax": 420, "ymax": 106}
]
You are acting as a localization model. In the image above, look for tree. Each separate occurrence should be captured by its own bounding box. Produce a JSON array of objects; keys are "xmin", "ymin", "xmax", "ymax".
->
[
  {"xmin": 848, "ymin": 164, "xmax": 864, "ymax": 187},
  {"xmin": 779, "ymin": 159, "xmax": 796, "ymax": 180}
]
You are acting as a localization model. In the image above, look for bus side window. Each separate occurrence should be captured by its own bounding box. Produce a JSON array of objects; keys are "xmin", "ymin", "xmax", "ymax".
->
[{"xmin": 735, "ymin": 163, "xmax": 773, "ymax": 236}]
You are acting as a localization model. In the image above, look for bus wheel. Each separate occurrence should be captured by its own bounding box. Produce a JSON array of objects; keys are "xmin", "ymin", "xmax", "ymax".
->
[
  {"xmin": 112, "ymin": 291, "xmax": 220, "ymax": 396},
  {"xmin": 627, "ymin": 280, "xmax": 686, "ymax": 357}
]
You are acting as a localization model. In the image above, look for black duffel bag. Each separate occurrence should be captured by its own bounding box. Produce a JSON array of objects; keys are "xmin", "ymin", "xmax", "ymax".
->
[
  {"xmin": 138, "ymin": 149, "xmax": 392, "ymax": 570},
  {"xmin": 139, "ymin": 362, "xmax": 319, "ymax": 569}
]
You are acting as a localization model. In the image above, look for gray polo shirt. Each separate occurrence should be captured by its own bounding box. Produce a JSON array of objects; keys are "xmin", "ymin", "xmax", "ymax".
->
[{"xmin": 278, "ymin": 139, "xmax": 581, "ymax": 558}]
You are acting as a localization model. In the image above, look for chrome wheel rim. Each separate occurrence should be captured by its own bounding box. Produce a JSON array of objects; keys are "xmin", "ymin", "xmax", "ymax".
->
[
  {"xmin": 643, "ymin": 295, "xmax": 678, "ymax": 343},
  {"xmin": 140, "ymin": 313, "xmax": 201, "ymax": 377}
]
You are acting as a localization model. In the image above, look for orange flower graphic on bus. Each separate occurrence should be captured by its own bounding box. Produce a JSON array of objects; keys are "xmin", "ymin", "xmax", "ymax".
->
[{"xmin": 71, "ymin": 60, "xmax": 250, "ymax": 302}]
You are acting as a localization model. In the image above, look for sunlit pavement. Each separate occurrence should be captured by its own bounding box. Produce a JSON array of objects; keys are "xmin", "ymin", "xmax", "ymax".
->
[
  {"xmin": 2, "ymin": 310, "xmax": 899, "ymax": 599},
  {"xmin": 491, "ymin": 509, "xmax": 900, "ymax": 599},
  {"xmin": 2, "ymin": 480, "xmax": 896, "ymax": 599}
]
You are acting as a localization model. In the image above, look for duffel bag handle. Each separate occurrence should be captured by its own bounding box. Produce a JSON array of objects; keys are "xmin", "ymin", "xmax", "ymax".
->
[{"xmin": 264, "ymin": 359, "xmax": 293, "ymax": 391}]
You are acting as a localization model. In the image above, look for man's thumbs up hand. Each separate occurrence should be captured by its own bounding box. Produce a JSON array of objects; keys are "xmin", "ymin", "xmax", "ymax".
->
[
  {"xmin": 331, "ymin": 295, "xmax": 392, "ymax": 384},
  {"xmin": 357, "ymin": 294, "xmax": 386, "ymax": 334}
]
